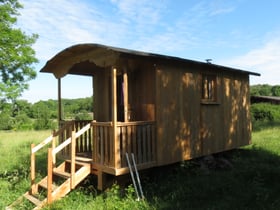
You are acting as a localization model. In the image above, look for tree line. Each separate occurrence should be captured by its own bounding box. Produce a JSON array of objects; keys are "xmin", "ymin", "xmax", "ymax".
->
[
  {"xmin": 0, "ymin": 97, "xmax": 93, "ymax": 130},
  {"xmin": 250, "ymin": 84, "xmax": 280, "ymax": 130},
  {"xmin": 250, "ymin": 84, "xmax": 280, "ymax": 96}
]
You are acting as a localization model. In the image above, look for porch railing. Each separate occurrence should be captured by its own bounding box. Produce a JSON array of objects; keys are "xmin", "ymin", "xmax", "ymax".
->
[
  {"xmin": 117, "ymin": 121, "xmax": 156, "ymax": 168},
  {"xmin": 59, "ymin": 120, "xmax": 156, "ymax": 169}
]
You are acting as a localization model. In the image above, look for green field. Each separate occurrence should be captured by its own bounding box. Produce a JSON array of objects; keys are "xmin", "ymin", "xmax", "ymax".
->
[{"xmin": 1, "ymin": 126, "xmax": 280, "ymax": 209}]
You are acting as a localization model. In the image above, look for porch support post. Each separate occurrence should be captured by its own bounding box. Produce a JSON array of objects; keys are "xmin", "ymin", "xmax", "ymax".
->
[
  {"xmin": 112, "ymin": 67, "xmax": 120, "ymax": 168},
  {"xmin": 92, "ymin": 76, "xmax": 94, "ymax": 120},
  {"xmin": 58, "ymin": 78, "xmax": 62, "ymax": 122},
  {"xmin": 123, "ymin": 68, "xmax": 129, "ymax": 122}
]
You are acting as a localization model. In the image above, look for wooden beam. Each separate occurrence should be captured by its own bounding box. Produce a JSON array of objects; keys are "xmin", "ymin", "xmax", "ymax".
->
[
  {"xmin": 91, "ymin": 76, "xmax": 94, "ymax": 120},
  {"xmin": 30, "ymin": 144, "xmax": 36, "ymax": 194},
  {"xmin": 112, "ymin": 67, "xmax": 120, "ymax": 169},
  {"xmin": 123, "ymin": 69, "xmax": 129, "ymax": 122},
  {"xmin": 70, "ymin": 131, "xmax": 76, "ymax": 189},
  {"xmin": 58, "ymin": 78, "xmax": 62, "ymax": 121},
  {"xmin": 47, "ymin": 148, "xmax": 53, "ymax": 204}
]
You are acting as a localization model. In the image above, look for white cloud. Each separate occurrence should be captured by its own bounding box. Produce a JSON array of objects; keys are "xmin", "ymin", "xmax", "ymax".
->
[
  {"xmin": 220, "ymin": 36, "xmax": 280, "ymax": 85},
  {"xmin": 18, "ymin": 0, "xmax": 114, "ymax": 61},
  {"xmin": 15, "ymin": 0, "xmax": 279, "ymax": 102}
]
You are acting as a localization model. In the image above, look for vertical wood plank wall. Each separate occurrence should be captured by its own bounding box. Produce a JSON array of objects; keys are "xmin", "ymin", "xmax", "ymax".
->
[
  {"xmin": 156, "ymin": 64, "xmax": 251, "ymax": 166},
  {"xmin": 128, "ymin": 62, "xmax": 155, "ymax": 121}
]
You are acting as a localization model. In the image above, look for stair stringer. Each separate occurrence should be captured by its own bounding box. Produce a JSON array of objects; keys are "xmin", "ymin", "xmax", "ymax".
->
[{"xmin": 49, "ymin": 161, "xmax": 91, "ymax": 203}]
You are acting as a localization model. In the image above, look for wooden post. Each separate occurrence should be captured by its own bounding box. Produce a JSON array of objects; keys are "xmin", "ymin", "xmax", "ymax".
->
[
  {"xmin": 112, "ymin": 67, "xmax": 120, "ymax": 169},
  {"xmin": 47, "ymin": 148, "xmax": 53, "ymax": 204},
  {"xmin": 70, "ymin": 131, "xmax": 76, "ymax": 189},
  {"xmin": 52, "ymin": 130, "xmax": 56, "ymax": 165},
  {"xmin": 92, "ymin": 76, "xmax": 94, "ymax": 120},
  {"xmin": 58, "ymin": 78, "xmax": 62, "ymax": 122},
  {"xmin": 123, "ymin": 69, "xmax": 129, "ymax": 122},
  {"xmin": 30, "ymin": 144, "xmax": 36, "ymax": 194}
]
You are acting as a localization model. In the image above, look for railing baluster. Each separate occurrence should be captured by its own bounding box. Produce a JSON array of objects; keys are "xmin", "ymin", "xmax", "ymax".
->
[
  {"xmin": 71, "ymin": 131, "xmax": 76, "ymax": 189},
  {"xmin": 137, "ymin": 126, "xmax": 142, "ymax": 164},
  {"xmin": 93, "ymin": 124, "xmax": 97, "ymax": 162},
  {"xmin": 109, "ymin": 126, "xmax": 114, "ymax": 167},
  {"xmin": 47, "ymin": 148, "xmax": 53, "ymax": 204},
  {"xmin": 100, "ymin": 126, "xmax": 104, "ymax": 164},
  {"xmin": 147, "ymin": 125, "xmax": 151, "ymax": 162},
  {"xmin": 30, "ymin": 144, "xmax": 36, "ymax": 195},
  {"xmin": 122, "ymin": 126, "xmax": 127, "ymax": 167},
  {"xmin": 104, "ymin": 126, "xmax": 108, "ymax": 165},
  {"xmin": 127, "ymin": 125, "xmax": 132, "ymax": 155},
  {"xmin": 132, "ymin": 125, "xmax": 137, "ymax": 163}
]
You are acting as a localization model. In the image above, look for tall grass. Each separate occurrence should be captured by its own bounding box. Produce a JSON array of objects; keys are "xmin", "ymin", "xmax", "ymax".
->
[
  {"xmin": 0, "ymin": 130, "xmax": 51, "ymax": 209},
  {"xmin": 1, "ymin": 126, "xmax": 280, "ymax": 209}
]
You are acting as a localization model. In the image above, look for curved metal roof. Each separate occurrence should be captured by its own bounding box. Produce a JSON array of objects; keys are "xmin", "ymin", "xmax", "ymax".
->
[{"xmin": 40, "ymin": 43, "xmax": 261, "ymax": 78}]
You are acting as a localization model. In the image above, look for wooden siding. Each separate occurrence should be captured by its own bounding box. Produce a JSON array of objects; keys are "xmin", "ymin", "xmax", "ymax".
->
[
  {"xmin": 156, "ymin": 64, "xmax": 251, "ymax": 166},
  {"xmin": 128, "ymin": 61, "xmax": 155, "ymax": 121},
  {"xmin": 156, "ymin": 66, "xmax": 201, "ymax": 165},
  {"xmin": 93, "ymin": 68, "xmax": 111, "ymax": 121}
]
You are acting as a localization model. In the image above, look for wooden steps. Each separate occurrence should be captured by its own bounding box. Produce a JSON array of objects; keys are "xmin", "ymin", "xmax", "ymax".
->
[
  {"xmin": 6, "ymin": 159, "xmax": 91, "ymax": 210},
  {"xmin": 23, "ymin": 193, "xmax": 42, "ymax": 206}
]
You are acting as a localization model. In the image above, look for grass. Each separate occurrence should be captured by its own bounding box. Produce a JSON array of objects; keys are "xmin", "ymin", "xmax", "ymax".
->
[{"xmin": 1, "ymin": 126, "xmax": 280, "ymax": 209}]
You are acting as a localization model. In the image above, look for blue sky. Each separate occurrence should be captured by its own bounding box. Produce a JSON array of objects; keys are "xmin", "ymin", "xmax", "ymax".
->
[{"xmin": 17, "ymin": 0, "xmax": 280, "ymax": 102}]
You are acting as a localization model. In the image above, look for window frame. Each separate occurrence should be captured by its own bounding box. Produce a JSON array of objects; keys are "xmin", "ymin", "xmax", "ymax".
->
[{"xmin": 201, "ymin": 74, "xmax": 219, "ymax": 104}]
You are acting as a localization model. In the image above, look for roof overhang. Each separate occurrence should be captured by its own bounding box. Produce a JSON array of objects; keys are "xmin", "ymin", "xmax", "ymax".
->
[
  {"xmin": 40, "ymin": 43, "xmax": 261, "ymax": 78},
  {"xmin": 40, "ymin": 44, "xmax": 121, "ymax": 78}
]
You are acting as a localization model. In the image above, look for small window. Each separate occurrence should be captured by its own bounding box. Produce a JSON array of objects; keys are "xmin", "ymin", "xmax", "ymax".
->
[{"xmin": 202, "ymin": 74, "xmax": 217, "ymax": 102}]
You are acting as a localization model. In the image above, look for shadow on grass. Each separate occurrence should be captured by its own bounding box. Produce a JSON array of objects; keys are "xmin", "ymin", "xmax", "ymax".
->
[
  {"xmin": 252, "ymin": 120, "xmax": 280, "ymax": 131},
  {"xmin": 143, "ymin": 147, "xmax": 280, "ymax": 210}
]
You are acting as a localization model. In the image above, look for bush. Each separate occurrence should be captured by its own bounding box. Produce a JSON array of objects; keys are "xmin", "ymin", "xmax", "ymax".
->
[
  {"xmin": 251, "ymin": 104, "xmax": 274, "ymax": 122},
  {"xmin": 0, "ymin": 112, "xmax": 15, "ymax": 130},
  {"xmin": 251, "ymin": 103, "xmax": 280, "ymax": 130},
  {"xmin": 251, "ymin": 103, "xmax": 280, "ymax": 122}
]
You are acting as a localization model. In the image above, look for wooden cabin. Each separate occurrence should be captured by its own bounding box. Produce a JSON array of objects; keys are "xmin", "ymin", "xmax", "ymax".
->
[
  {"xmin": 40, "ymin": 43, "xmax": 260, "ymax": 184},
  {"xmin": 7, "ymin": 43, "xmax": 260, "ymax": 209}
]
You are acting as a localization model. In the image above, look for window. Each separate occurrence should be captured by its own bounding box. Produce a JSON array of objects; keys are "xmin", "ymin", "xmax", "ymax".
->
[{"xmin": 202, "ymin": 74, "xmax": 217, "ymax": 102}]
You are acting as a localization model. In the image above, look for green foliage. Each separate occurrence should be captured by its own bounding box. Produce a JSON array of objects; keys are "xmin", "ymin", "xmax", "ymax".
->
[
  {"xmin": 251, "ymin": 103, "xmax": 280, "ymax": 130},
  {"xmin": 62, "ymin": 97, "xmax": 93, "ymax": 120},
  {"xmin": 271, "ymin": 85, "xmax": 280, "ymax": 96},
  {"xmin": 33, "ymin": 102, "xmax": 55, "ymax": 130},
  {"xmin": 2, "ymin": 128, "xmax": 280, "ymax": 209},
  {"xmin": 0, "ymin": 97, "xmax": 92, "ymax": 130},
  {"xmin": 0, "ymin": 110, "xmax": 14, "ymax": 130},
  {"xmin": 250, "ymin": 84, "xmax": 280, "ymax": 96},
  {"xmin": 251, "ymin": 103, "xmax": 274, "ymax": 121},
  {"xmin": 0, "ymin": 0, "xmax": 38, "ymax": 102}
]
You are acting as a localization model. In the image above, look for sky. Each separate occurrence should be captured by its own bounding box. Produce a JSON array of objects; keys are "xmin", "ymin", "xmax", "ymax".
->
[{"xmin": 16, "ymin": 0, "xmax": 280, "ymax": 103}]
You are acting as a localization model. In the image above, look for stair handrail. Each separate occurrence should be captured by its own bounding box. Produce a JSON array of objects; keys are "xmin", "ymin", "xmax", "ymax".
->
[
  {"xmin": 30, "ymin": 121, "xmax": 75, "ymax": 195},
  {"xmin": 30, "ymin": 133, "xmax": 55, "ymax": 195},
  {"xmin": 46, "ymin": 122, "xmax": 92, "ymax": 201},
  {"xmin": 52, "ymin": 123, "xmax": 92, "ymax": 155}
]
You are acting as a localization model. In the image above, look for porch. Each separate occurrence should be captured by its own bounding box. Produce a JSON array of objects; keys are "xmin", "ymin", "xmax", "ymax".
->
[{"xmin": 58, "ymin": 120, "xmax": 156, "ymax": 175}]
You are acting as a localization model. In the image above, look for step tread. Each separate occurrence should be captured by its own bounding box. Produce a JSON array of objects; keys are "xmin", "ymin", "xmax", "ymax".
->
[
  {"xmin": 65, "ymin": 157, "xmax": 93, "ymax": 164},
  {"xmin": 53, "ymin": 168, "xmax": 70, "ymax": 178},
  {"xmin": 38, "ymin": 177, "xmax": 58, "ymax": 190},
  {"xmin": 23, "ymin": 193, "xmax": 41, "ymax": 206}
]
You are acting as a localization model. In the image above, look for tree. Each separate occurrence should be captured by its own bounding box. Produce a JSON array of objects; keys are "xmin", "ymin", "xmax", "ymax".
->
[
  {"xmin": 0, "ymin": 0, "xmax": 38, "ymax": 102},
  {"xmin": 272, "ymin": 85, "xmax": 280, "ymax": 97}
]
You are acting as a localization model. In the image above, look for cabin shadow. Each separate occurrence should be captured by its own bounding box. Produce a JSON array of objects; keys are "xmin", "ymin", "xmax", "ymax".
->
[{"xmin": 143, "ymin": 147, "xmax": 280, "ymax": 210}]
